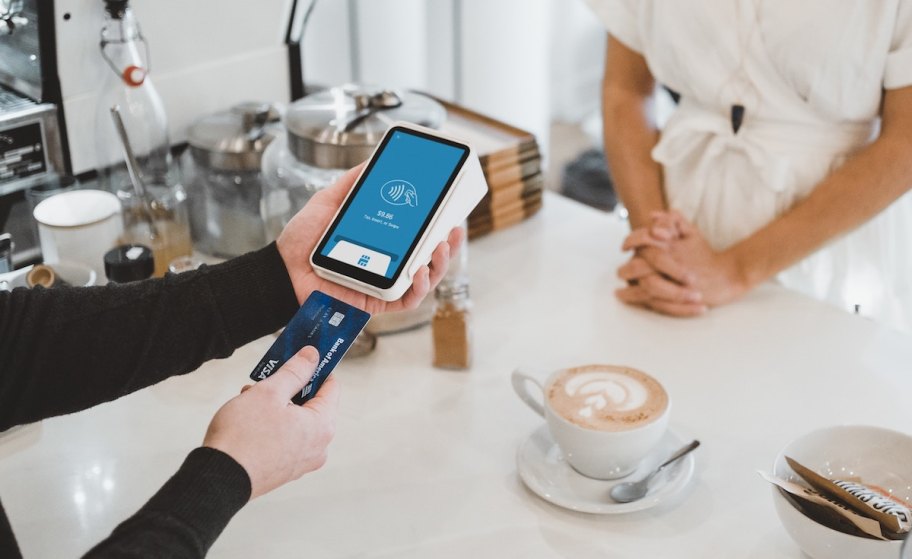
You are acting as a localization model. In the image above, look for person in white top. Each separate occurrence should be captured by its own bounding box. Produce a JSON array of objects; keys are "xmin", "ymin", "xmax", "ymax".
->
[{"xmin": 587, "ymin": 0, "xmax": 912, "ymax": 332}]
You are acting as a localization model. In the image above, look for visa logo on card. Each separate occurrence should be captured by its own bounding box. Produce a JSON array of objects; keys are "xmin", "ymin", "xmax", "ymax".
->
[{"xmin": 249, "ymin": 290, "xmax": 371, "ymax": 404}]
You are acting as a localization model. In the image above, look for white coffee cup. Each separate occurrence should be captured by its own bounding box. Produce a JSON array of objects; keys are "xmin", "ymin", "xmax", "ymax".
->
[
  {"xmin": 33, "ymin": 190, "xmax": 123, "ymax": 282},
  {"xmin": 512, "ymin": 365, "xmax": 671, "ymax": 479}
]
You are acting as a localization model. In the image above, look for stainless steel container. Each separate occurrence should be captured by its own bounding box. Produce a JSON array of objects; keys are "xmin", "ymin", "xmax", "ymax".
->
[{"xmin": 260, "ymin": 84, "xmax": 446, "ymax": 242}]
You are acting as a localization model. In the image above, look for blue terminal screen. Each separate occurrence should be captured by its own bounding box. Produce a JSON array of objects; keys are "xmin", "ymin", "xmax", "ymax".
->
[{"xmin": 320, "ymin": 130, "xmax": 466, "ymax": 279}]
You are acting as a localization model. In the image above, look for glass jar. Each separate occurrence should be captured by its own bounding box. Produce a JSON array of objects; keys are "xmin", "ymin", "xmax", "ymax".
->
[
  {"xmin": 432, "ymin": 281, "xmax": 473, "ymax": 369},
  {"xmin": 186, "ymin": 164, "xmax": 268, "ymax": 256},
  {"xmin": 260, "ymin": 134, "xmax": 345, "ymax": 241},
  {"xmin": 432, "ymin": 222, "xmax": 472, "ymax": 369},
  {"xmin": 117, "ymin": 186, "xmax": 191, "ymax": 278},
  {"xmin": 183, "ymin": 103, "xmax": 279, "ymax": 257}
]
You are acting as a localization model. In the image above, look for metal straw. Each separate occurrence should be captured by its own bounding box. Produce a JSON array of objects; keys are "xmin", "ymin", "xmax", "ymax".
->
[{"xmin": 109, "ymin": 105, "xmax": 159, "ymax": 239}]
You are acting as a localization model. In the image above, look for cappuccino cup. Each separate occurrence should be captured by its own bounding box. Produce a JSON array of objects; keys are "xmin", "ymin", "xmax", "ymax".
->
[{"xmin": 512, "ymin": 364, "xmax": 670, "ymax": 479}]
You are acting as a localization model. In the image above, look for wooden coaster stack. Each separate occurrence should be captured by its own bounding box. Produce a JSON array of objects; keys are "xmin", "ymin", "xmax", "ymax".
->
[{"xmin": 435, "ymin": 99, "xmax": 543, "ymax": 239}]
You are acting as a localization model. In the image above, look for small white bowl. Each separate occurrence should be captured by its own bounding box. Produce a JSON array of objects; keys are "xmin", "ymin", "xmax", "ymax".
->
[
  {"xmin": 3, "ymin": 261, "xmax": 97, "ymax": 289},
  {"xmin": 772, "ymin": 425, "xmax": 912, "ymax": 559}
]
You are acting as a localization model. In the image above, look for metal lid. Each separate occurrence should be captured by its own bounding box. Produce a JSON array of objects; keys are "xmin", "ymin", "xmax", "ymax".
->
[
  {"xmin": 284, "ymin": 84, "xmax": 446, "ymax": 169},
  {"xmin": 187, "ymin": 102, "xmax": 280, "ymax": 172},
  {"xmin": 435, "ymin": 281, "xmax": 470, "ymax": 301}
]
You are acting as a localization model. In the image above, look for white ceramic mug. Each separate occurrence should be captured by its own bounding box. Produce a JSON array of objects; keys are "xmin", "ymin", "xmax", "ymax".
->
[
  {"xmin": 33, "ymin": 190, "xmax": 123, "ymax": 282},
  {"xmin": 512, "ymin": 367, "xmax": 670, "ymax": 479}
]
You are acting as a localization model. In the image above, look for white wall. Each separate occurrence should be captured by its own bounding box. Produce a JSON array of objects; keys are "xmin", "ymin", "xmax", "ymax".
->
[
  {"xmin": 57, "ymin": 0, "xmax": 295, "ymax": 174},
  {"xmin": 549, "ymin": 0, "xmax": 605, "ymax": 122},
  {"xmin": 302, "ymin": 0, "xmax": 455, "ymax": 98},
  {"xmin": 356, "ymin": 0, "xmax": 428, "ymax": 90},
  {"xmin": 56, "ymin": 0, "xmax": 603, "ymax": 174},
  {"xmin": 458, "ymin": 0, "xmax": 552, "ymax": 149},
  {"xmin": 424, "ymin": 1, "xmax": 458, "ymax": 98},
  {"xmin": 299, "ymin": 0, "xmax": 610, "ymax": 158},
  {"xmin": 301, "ymin": 0, "xmax": 354, "ymax": 88}
]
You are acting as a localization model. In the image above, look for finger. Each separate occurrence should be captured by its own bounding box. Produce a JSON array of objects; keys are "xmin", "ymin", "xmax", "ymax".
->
[
  {"xmin": 427, "ymin": 240, "xmax": 451, "ymax": 288},
  {"xmin": 649, "ymin": 210, "xmax": 686, "ymax": 237},
  {"xmin": 261, "ymin": 346, "xmax": 320, "ymax": 399},
  {"xmin": 617, "ymin": 277, "xmax": 702, "ymax": 306},
  {"xmin": 638, "ymin": 247, "xmax": 697, "ymax": 285},
  {"xmin": 647, "ymin": 211, "xmax": 677, "ymax": 239},
  {"xmin": 615, "ymin": 285, "xmax": 651, "ymax": 304},
  {"xmin": 645, "ymin": 299, "xmax": 708, "ymax": 317},
  {"xmin": 396, "ymin": 265, "xmax": 431, "ymax": 311},
  {"xmin": 301, "ymin": 375, "xmax": 341, "ymax": 416},
  {"xmin": 622, "ymin": 228, "xmax": 668, "ymax": 251},
  {"xmin": 674, "ymin": 213, "xmax": 697, "ymax": 236},
  {"xmin": 658, "ymin": 209, "xmax": 697, "ymax": 237},
  {"xmin": 649, "ymin": 224, "xmax": 675, "ymax": 241},
  {"xmin": 616, "ymin": 286, "xmax": 707, "ymax": 316},
  {"xmin": 649, "ymin": 210, "xmax": 676, "ymax": 228},
  {"xmin": 665, "ymin": 208, "xmax": 687, "ymax": 222},
  {"xmin": 617, "ymin": 257, "xmax": 656, "ymax": 282},
  {"xmin": 639, "ymin": 274, "xmax": 703, "ymax": 304},
  {"xmin": 447, "ymin": 226, "xmax": 466, "ymax": 255},
  {"xmin": 240, "ymin": 384, "xmax": 253, "ymax": 394}
]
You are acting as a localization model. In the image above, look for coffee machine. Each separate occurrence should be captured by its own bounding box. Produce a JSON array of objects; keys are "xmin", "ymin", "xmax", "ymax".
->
[
  {"xmin": 0, "ymin": 0, "xmax": 67, "ymax": 263},
  {"xmin": 0, "ymin": 0, "xmax": 309, "ymax": 266}
]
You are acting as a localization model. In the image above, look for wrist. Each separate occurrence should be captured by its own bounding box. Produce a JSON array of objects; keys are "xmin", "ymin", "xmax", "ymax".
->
[
  {"xmin": 202, "ymin": 440, "xmax": 265, "ymax": 500},
  {"xmin": 721, "ymin": 246, "xmax": 754, "ymax": 297},
  {"xmin": 624, "ymin": 207, "xmax": 658, "ymax": 231},
  {"xmin": 274, "ymin": 237, "xmax": 312, "ymax": 305},
  {"xmin": 144, "ymin": 448, "xmax": 250, "ymax": 534}
]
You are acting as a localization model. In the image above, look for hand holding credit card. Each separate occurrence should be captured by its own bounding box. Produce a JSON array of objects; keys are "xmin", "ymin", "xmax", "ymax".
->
[{"xmin": 250, "ymin": 291, "xmax": 371, "ymax": 404}]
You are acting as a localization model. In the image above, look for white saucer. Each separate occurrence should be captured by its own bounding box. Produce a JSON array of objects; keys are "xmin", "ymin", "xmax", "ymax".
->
[
  {"xmin": 517, "ymin": 425, "xmax": 696, "ymax": 514},
  {"xmin": 0, "ymin": 262, "xmax": 96, "ymax": 289}
]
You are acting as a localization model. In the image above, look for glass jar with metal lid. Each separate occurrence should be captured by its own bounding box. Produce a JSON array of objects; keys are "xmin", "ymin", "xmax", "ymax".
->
[
  {"xmin": 182, "ymin": 102, "xmax": 279, "ymax": 257},
  {"xmin": 260, "ymin": 84, "xmax": 446, "ymax": 242}
]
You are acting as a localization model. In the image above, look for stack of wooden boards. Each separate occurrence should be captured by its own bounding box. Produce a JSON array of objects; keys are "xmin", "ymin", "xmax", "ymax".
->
[{"xmin": 435, "ymin": 99, "xmax": 543, "ymax": 239}]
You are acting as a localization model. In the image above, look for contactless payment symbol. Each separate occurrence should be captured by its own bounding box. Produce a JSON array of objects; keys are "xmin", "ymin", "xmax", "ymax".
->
[{"xmin": 380, "ymin": 179, "xmax": 418, "ymax": 207}]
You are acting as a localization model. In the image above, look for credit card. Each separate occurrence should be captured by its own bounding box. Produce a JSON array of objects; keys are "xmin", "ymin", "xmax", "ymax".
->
[{"xmin": 249, "ymin": 290, "xmax": 371, "ymax": 404}]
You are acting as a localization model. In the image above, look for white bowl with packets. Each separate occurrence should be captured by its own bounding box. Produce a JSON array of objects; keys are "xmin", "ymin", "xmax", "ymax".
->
[{"xmin": 765, "ymin": 425, "xmax": 912, "ymax": 559}]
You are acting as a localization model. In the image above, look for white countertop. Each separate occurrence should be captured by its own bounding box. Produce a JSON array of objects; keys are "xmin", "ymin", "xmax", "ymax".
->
[{"xmin": 2, "ymin": 193, "xmax": 911, "ymax": 558}]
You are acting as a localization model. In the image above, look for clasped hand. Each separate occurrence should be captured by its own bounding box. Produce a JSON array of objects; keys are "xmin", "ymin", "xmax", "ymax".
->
[{"xmin": 615, "ymin": 210, "xmax": 746, "ymax": 317}]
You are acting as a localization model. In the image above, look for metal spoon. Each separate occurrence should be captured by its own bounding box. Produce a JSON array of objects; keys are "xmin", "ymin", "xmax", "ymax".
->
[
  {"xmin": 109, "ymin": 105, "xmax": 159, "ymax": 239},
  {"xmin": 342, "ymin": 90, "xmax": 403, "ymax": 132},
  {"xmin": 609, "ymin": 439, "xmax": 700, "ymax": 503}
]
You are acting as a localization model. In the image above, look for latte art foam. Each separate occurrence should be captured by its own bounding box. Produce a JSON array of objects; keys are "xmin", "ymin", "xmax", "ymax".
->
[
  {"xmin": 547, "ymin": 365, "xmax": 668, "ymax": 431},
  {"xmin": 564, "ymin": 371, "xmax": 649, "ymax": 417}
]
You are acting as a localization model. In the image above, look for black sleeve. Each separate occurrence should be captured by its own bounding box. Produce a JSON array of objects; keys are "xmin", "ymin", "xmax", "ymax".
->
[
  {"xmin": 82, "ymin": 447, "xmax": 251, "ymax": 559},
  {"xmin": 0, "ymin": 242, "xmax": 299, "ymax": 432}
]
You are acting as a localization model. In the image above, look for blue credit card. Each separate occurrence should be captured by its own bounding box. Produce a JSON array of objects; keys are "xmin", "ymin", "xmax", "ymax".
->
[{"xmin": 249, "ymin": 290, "xmax": 371, "ymax": 404}]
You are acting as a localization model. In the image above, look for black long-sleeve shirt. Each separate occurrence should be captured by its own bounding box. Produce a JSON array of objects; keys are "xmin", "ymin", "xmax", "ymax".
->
[{"xmin": 0, "ymin": 243, "xmax": 299, "ymax": 558}]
